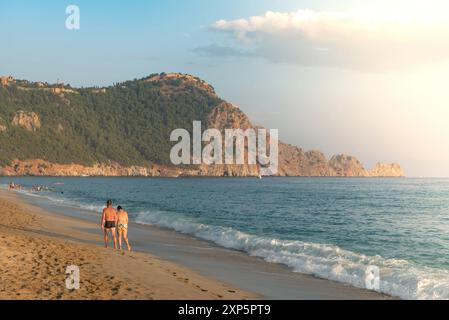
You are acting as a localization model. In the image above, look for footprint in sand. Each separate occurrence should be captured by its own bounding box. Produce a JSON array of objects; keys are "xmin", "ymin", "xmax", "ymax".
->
[{"xmin": 112, "ymin": 284, "xmax": 122, "ymax": 295}]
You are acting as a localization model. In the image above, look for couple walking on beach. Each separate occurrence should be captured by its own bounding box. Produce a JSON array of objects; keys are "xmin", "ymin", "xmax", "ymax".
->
[{"xmin": 101, "ymin": 199, "xmax": 132, "ymax": 251}]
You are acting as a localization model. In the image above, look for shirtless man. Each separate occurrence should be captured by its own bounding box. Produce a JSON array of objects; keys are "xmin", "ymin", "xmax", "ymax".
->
[
  {"xmin": 116, "ymin": 206, "xmax": 132, "ymax": 251},
  {"xmin": 101, "ymin": 199, "xmax": 117, "ymax": 249}
]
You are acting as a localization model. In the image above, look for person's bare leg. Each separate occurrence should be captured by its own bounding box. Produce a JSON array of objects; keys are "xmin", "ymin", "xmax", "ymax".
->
[
  {"xmin": 117, "ymin": 230, "xmax": 123, "ymax": 250},
  {"xmin": 104, "ymin": 229, "xmax": 108, "ymax": 248},
  {"xmin": 123, "ymin": 229, "xmax": 132, "ymax": 251},
  {"xmin": 111, "ymin": 228, "xmax": 117, "ymax": 249}
]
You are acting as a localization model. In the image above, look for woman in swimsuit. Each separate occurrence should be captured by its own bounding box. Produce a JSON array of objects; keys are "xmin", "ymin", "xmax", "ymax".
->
[{"xmin": 116, "ymin": 206, "xmax": 132, "ymax": 251}]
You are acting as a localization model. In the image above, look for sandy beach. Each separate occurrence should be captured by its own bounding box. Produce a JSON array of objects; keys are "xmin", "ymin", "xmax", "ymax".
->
[{"xmin": 0, "ymin": 189, "xmax": 256, "ymax": 300}]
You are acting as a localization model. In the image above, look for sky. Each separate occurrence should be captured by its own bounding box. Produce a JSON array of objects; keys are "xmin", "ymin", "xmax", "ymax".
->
[{"xmin": 1, "ymin": 0, "xmax": 449, "ymax": 177}]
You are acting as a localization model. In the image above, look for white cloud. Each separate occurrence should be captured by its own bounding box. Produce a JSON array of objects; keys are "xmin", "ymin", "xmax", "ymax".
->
[{"xmin": 211, "ymin": 9, "xmax": 449, "ymax": 71}]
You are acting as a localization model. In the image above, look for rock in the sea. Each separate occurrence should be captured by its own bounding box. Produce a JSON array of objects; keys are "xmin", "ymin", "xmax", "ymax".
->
[
  {"xmin": 329, "ymin": 154, "xmax": 368, "ymax": 177},
  {"xmin": 369, "ymin": 163, "xmax": 405, "ymax": 177},
  {"xmin": 278, "ymin": 144, "xmax": 330, "ymax": 176}
]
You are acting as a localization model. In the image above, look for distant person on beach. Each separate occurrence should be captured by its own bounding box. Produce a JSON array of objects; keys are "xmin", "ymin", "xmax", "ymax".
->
[
  {"xmin": 116, "ymin": 206, "xmax": 132, "ymax": 251},
  {"xmin": 101, "ymin": 199, "xmax": 117, "ymax": 249}
]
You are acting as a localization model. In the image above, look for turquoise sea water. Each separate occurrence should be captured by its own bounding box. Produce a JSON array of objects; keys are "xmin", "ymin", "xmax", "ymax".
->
[{"xmin": 4, "ymin": 177, "xmax": 449, "ymax": 299}]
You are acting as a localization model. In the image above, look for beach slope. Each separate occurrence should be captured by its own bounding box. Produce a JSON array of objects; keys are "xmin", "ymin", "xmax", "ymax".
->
[{"xmin": 0, "ymin": 190, "xmax": 256, "ymax": 300}]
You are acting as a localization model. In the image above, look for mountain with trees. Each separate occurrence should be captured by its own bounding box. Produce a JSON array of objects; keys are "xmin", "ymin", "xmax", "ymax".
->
[{"xmin": 0, "ymin": 73, "xmax": 404, "ymax": 177}]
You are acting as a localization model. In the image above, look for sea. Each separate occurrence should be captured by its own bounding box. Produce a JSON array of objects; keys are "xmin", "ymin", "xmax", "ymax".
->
[{"xmin": 3, "ymin": 176, "xmax": 449, "ymax": 299}]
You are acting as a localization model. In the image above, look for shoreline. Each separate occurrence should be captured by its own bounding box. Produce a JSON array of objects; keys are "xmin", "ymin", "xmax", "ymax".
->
[
  {"xmin": 1, "ymin": 175, "xmax": 407, "ymax": 178},
  {"xmin": 2, "ymin": 187, "xmax": 392, "ymax": 300},
  {"xmin": 0, "ymin": 189, "xmax": 257, "ymax": 300}
]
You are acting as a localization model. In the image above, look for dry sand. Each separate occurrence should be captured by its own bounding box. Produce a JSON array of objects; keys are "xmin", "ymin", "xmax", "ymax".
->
[{"xmin": 0, "ymin": 190, "xmax": 256, "ymax": 300}]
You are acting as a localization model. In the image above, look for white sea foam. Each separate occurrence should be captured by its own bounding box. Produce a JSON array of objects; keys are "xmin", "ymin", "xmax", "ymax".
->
[
  {"xmin": 79, "ymin": 204, "xmax": 104, "ymax": 212},
  {"xmin": 13, "ymin": 188, "xmax": 66, "ymax": 203},
  {"xmin": 134, "ymin": 209, "xmax": 449, "ymax": 300},
  {"xmin": 8, "ymin": 185, "xmax": 102, "ymax": 212}
]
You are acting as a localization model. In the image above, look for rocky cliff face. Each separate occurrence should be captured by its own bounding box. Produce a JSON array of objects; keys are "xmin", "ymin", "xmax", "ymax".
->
[
  {"xmin": 0, "ymin": 159, "xmax": 260, "ymax": 178},
  {"xmin": 196, "ymin": 101, "xmax": 259, "ymax": 177},
  {"xmin": 204, "ymin": 103, "xmax": 405, "ymax": 177},
  {"xmin": 0, "ymin": 160, "xmax": 150, "ymax": 177},
  {"xmin": 0, "ymin": 117, "xmax": 7, "ymax": 132},
  {"xmin": 207, "ymin": 102, "xmax": 252, "ymax": 130},
  {"xmin": 11, "ymin": 111, "xmax": 41, "ymax": 132},
  {"xmin": 181, "ymin": 102, "xmax": 405, "ymax": 177}
]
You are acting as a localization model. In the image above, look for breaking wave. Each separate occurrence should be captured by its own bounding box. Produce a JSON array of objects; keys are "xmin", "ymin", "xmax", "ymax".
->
[{"xmin": 135, "ymin": 209, "xmax": 449, "ymax": 300}]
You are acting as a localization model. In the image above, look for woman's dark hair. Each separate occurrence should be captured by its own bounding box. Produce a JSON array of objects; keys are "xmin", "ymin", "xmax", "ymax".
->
[
  {"xmin": 106, "ymin": 199, "xmax": 113, "ymax": 206},
  {"xmin": 117, "ymin": 206, "xmax": 123, "ymax": 211}
]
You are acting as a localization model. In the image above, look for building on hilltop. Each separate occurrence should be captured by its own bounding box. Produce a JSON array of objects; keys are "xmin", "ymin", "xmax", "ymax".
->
[
  {"xmin": 51, "ymin": 80, "xmax": 65, "ymax": 94},
  {"xmin": 0, "ymin": 76, "xmax": 14, "ymax": 86}
]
